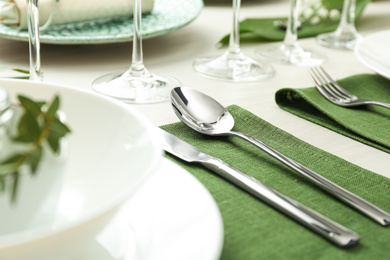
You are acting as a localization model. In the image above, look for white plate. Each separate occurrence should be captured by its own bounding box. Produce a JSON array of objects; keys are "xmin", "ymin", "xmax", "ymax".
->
[
  {"xmin": 355, "ymin": 30, "xmax": 390, "ymax": 79},
  {"xmin": 76, "ymin": 158, "xmax": 224, "ymax": 260},
  {"xmin": 0, "ymin": 0, "xmax": 203, "ymax": 44},
  {"xmin": 0, "ymin": 79, "xmax": 162, "ymax": 259},
  {"xmin": 0, "ymin": 80, "xmax": 223, "ymax": 259}
]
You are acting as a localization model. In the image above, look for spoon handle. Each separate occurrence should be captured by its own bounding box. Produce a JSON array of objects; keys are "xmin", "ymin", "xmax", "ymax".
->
[
  {"xmin": 203, "ymin": 157, "xmax": 360, "ymax": 247},
  {"xmin": 230, "ymin": 131, "xmax": 390, "ymax": 226}
]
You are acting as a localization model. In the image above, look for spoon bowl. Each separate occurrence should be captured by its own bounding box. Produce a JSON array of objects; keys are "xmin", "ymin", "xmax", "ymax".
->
[
  {"xmin": 171, "ymin": 87, "xmax": 234, "ymax": 135},
  {"xmin": 170, "ymin": 86, "xmax": 390, "ymax": 226}
]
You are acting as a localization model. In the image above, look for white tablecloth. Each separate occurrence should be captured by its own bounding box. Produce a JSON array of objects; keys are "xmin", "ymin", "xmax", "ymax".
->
[{"xmin": 0, "ymin": 0, "xmax": 389, "ymax": 179}]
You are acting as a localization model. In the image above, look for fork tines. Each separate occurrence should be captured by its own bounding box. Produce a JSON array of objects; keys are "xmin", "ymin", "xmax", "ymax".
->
[{"xmin": 308, "ymin": 66, "xmax": 356, "ymax": 103}]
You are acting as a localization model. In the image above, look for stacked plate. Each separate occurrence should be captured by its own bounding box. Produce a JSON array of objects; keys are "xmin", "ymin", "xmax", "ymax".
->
[
  {"xmin": 0, "ymin": 80, "xmax": 223, "ymax": 260},
  {"xmin": 355, "ymin": 30, "xmax": 390, "ymax": 79},
  {"xmin": 0, "ymin": 0, "xmax": 203, "ymax": 44}
]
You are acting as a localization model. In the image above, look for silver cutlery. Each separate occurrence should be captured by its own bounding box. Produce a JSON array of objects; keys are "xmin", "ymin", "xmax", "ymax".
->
[
  {"xmin": 309, "ymin": 66, "xmax": 390, "ymax": 109},
  {"xmin": 158, "ymin": 128, "xmax": 360, "ymax": 247},
  {"xmin": 170, "ymin": 86, "xmax": 390, "ymax": 226}
]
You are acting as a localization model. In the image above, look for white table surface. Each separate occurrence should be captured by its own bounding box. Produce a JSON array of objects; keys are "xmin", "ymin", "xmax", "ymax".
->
[{"xmin": 0, "ymin": 0, "xmax": 389, "ymax": 179}]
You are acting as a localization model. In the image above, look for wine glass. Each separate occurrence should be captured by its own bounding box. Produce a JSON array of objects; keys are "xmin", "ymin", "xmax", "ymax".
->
[
  {"xmin": 192, "ymin": 0, "xmax": 274, "ymax": 82},
  {"xmin": 255, "ymin": 0, "xmax": 325, "ymax": 67},
  {"xmin": 92, "ymin": 0, "xmax": 180, "ymax": 103},
  {"xmin": 26, "ymin": 0, "xmax": 42, "ymax": 81},
  {"xmin": 316, "ymin": 0, "xmax": 361, "ymax": 50}
]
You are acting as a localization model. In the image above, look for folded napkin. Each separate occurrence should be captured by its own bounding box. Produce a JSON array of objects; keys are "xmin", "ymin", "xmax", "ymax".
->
[
  {"xmin": 218, "ymin": 0, "xmax": 370, "ymax": 45},
  {"xmin": 0, "ymin": 0, "xmax": 154, "ymax": 29},
  {"xmin": 276, "ymin": 74, "xmax": 390, "ymax": 154},
  {"xmin": 161, "ymin": 105, "xmax": 390, "ymax": 259}
]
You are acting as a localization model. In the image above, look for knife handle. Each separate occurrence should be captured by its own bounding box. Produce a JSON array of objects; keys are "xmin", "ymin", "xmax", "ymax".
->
[{"xmin": 202, "ymin": 157, "xmax": 360, "ymax": 247}]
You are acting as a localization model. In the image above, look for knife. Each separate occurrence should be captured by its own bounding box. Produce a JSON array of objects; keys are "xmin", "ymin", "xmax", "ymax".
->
[{"xmin": 157, "ymin": 128, "xmax": 360, "ymax": 247}]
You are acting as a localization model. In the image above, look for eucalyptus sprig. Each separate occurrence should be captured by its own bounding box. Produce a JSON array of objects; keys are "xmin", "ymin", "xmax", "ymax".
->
[
  {"xmin": 0, "ymin": 95, "xmax": 71, "ymax": 203},
  {"xmin": 0, "ymin": 67, "xmax": 29, "ymax": 80}
]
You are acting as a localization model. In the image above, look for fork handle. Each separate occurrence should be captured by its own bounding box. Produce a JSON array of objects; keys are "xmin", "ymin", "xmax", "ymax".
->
[
  {"xmin": 365, "ymin": 100, "xmax": 390, "ymax": 109},
  {"xmin": 230, "ymin": 131, "xmax": 390, "ymax": 226}
]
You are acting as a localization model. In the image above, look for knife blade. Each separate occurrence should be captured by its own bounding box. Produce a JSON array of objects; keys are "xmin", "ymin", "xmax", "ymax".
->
[{"xmin": 157, "ymin": 128, "xmax": 360, "ymax": 247}]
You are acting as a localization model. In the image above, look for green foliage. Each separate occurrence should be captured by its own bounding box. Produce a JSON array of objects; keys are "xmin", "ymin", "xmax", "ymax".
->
[
  {"xmin": 218, "ymin": 0, "xmax": 371, "ymax": 46},
  {"xmin": 0, "ymin": 95, "xmax": 71, "ymax": 203},
  {"xmin": 11, "ymin": 68, "xmax": 29, "ymax": 74},
  {"xmin": 0, "ymin": 68, "xmax": 29, "ymax": 80}
]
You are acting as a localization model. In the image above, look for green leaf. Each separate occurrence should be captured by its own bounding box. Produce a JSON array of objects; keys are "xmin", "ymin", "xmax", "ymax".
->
[
  {"xmin": 0, "ymin": 67, "xmax": 29, "ymax": 79},
  {"xmin": 13, "ymin": 111, "xmax": 41, "ymax": 142},
  {"xmin": 0, "ymin": 154, "xmax": 23, "ymax": 175},
  {"xmin": 1, "ymin": 94, "xmax": 71, "ymax": 203},
  {"xmin": 218, "ymin": 0, "xmax": 371, "ymax": 46},
  {"xmin": 0, "ymin": 162, "xmax": 18, "ymax": 175},
  {"xmin": 46, "ymin": 96, "xmax": 60, "ymax": 118},
  {"xmin": 0, "ymin": 155, "xmax": 23, "ymax": 203},
  {"xmin": 12, "ymin": 68, "xmax": 29, "ymax": 74},
  {"xmin": 0, "ymin": 163, "xmax": 18, "ymax": 175},
  {"xmin": 26, "ymin": 146, "xmax": 43, "ymax": 175},
  {"xmin": 0, "ymin": 67, "xmax": 29, "ymax": 74},
  {"xmin": 36, "ymin": 101, "xmax": 45, "ymax": 108},
  {"xmin": 47, "ymin": 118, "xmax": 71, "ymax": 153},
  {"xmin": 11, "ymin": 171, "xmax": 19, "ymax": 203},
  {"xmin": 52, "ymin": 117, "xmax": 71, "ymax": 135},
  {"xmin": 0, "ymin": 178, "xmax": 4, "ymax": 192},
  {"xmin": 47, "ymin": 134, "xmax": 60, "ymax": 153},
  {"xmin": 18, "ymin": 95, "xmax": 42, "ymax": 117},
  {"xmin": 10, "ymin": 76, "xmax": 30, "ymax": 80},
  {"xmin": 322, "ymin": 0, "xmax": 343, "ymax": 9}
]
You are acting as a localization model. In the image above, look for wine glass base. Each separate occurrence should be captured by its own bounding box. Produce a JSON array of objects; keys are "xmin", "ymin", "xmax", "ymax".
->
[
  {"xmin": 92, "ymin": 71, "xmax": 180, "ymax": 103},
  {"xmin": 193, "ymin": 51, "xmax": 274, "ymax": 82},
  {"xmin": 255, "ymin": 44, "xmax": 325, "ymax": 67},
  {"xmin": 317, "ymin": 32, "xmax": 362, "ymax": 50}
]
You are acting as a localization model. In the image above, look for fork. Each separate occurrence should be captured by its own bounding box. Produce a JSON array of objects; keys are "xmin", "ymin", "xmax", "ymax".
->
[{"xmin": 308, "ymin": 66, "xmax": 390, "ymax": 109}]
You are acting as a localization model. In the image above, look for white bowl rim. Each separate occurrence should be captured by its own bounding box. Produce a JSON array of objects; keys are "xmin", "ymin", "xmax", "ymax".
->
[{"xmin": 0, "ymin": 79, "xmax": 162, "ymax": 249}]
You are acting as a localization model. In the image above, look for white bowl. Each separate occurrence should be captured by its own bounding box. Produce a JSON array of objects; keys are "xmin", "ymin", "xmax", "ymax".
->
[{"xmin": 0, "ymin": 79, "xmax": 162, "ymax": 260}]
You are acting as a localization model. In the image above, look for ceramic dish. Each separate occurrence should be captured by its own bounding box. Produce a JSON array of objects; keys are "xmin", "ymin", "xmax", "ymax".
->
[
  {"xmin": 0, "ymin": 79, "xmax": 161, "ymax": 260},
  {"xmin": 355, "ymin": 30, "xmax": 390, "ymax": 79},
  {"xmin": 0, "ymin": 0, "xmax": 203, "ymax": 44},
  {"xmin": 78, "ymin": 158, "xmax": 224, "ymax": 260}
]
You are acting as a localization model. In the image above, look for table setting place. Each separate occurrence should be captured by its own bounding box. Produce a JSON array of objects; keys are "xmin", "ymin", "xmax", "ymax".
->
[{"xmin": 0, "ymin": 0, "xmax": 389, "ymax": 259}]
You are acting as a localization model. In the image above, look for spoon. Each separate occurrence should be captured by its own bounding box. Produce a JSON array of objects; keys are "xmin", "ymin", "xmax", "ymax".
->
[{"xmin": 170, "ymin": 86, "xmax": 390, "ymax": 226}]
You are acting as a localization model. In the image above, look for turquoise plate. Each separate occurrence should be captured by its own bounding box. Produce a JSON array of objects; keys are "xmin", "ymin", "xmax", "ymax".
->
[{"xmin": 0, "ymin": 0, "xmax": 203, "ymax": 44}]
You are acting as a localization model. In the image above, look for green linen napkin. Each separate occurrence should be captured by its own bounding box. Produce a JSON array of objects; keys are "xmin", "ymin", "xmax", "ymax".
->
[
  {"xmin": 218, "ymin": 0, "xmax": 370, "ymax": 46},
  {"xmin": 160, "ymin": 105, "xmax": 390, "ymax": 260},
  {"xmin": 276, "ymin": 74, "xmax": 390, "ymax": 154}
]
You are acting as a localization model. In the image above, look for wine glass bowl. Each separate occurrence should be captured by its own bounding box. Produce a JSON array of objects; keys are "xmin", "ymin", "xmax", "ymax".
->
[
  {"xmin": 193, "ymin": 0, "xmax": 274, "ymax": 82},
  {"xmin": 316, "ymin": 0, "xmax": 361, "ymax": 50},
  {"xmin": 92, "ymin": 0, "xmax": 180, "ymax": 103}
]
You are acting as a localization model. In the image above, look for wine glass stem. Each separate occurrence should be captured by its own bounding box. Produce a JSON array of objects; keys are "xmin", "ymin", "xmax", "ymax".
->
[
  {"xmin": 129, "ymin": 0, "xmax": 148, "ymax": 78},
  {"xmin": 228, "ymin": 0, "xmax": 241, "ymax": 55},
  {"xmin": 283, "ymin": 0, "xmax": 300, "ymax": 48},
  {"xmin": 337, "ymin": 0, "xmax": 357, "ymax": 34},
  {"xmin": 26, "ymin": 0, "xmax": 42, "ymax": 81}
]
